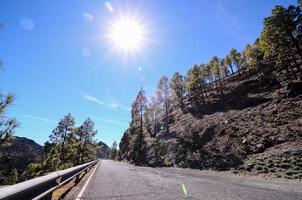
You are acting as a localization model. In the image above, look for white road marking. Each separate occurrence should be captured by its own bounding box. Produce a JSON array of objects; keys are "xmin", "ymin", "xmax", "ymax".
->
[{"xmin": 75, "ymin": 162, "xmax": 99, "ymax": 200}]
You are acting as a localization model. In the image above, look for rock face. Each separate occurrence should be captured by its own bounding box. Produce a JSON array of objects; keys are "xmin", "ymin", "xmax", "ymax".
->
[
  {"xmin": 119, "ymin": 71, "xmax": 302, "ymax": 179},
  {"xmin": 97, "ymin": 141, "xmax": 110, "ymax": 158},
  {"xmin": 0, "ymin": 136, "xmax": 43, "ymax": 183},
  {"xmin": 287, "ymin": 81, "xmax": 302, "ymax": 97}
]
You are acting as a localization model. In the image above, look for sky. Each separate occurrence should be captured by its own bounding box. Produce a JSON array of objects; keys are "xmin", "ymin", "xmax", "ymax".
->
[{"xmin": 0, "ymin": 0, "xmax": 296, "ymax": 146}]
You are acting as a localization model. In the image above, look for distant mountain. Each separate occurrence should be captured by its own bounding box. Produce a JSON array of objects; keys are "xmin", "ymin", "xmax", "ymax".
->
[
  {"xmin": 0, "ymin": 136, "xmax": 43, "ymax": 184},
  {"xmin": 2, "ymin": 136, "xmax": 43, "ymax": 155},
  {"xmin": 97, "ymin": 141, "xmax": 110, "ymax": 159}
]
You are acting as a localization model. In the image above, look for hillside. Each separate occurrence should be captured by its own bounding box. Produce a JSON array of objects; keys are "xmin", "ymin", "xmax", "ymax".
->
[
  {"xmin": 0, "ymin": 136, "xmax": 43, "ymax": 184},
  {"xmin": 119, "ymin": 67, "xmax": 302, "ymax": 179}
]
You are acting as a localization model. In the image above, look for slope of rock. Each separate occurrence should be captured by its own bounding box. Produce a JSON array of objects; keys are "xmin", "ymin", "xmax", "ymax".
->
[{"xmin": 119, "ymin": 69, "xmax": 302, "ymax": 179}]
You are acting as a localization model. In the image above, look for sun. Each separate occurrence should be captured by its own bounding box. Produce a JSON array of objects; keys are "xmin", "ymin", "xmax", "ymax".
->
[{"xmin": 108, "ymin": 16, "xmax": 146, "ymax": 54}]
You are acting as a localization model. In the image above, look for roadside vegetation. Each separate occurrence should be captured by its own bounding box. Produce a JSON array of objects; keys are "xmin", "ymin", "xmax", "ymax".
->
[
  {"xmin": 19, "ymin": 114, "xmax": 100, "ymax": 182},
  {"xmin": 0, "ymin": 112, "xmax": 100, "ymax": 184}
]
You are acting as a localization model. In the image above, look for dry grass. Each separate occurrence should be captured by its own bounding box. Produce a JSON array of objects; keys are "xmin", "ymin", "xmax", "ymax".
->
[{"xmin": 51, "ymin": 171, "xmax": 87, "ymax": 200}]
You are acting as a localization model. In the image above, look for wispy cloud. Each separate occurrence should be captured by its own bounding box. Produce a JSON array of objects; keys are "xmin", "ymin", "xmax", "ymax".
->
[
  {"xmin": 108, "ymin": 100, "xmax": 131, "ymax": 111},
  {"xmin": 81, "ymin": 93, "xmax": 105, "ymax": 105},
  {"xmin": 81, "ymin": 92, "xmax": 131, "ymax": 111},
  {"xmin": 93, "ymin": 116, "xmax": 128, "ymax": 126},
  {"xmin": 82, "ymin": 12, "xmax": 94, "ymax": 24},
  {"xmin": 23, "ymin": 115, "xmax": 56, "ymax": 123}
]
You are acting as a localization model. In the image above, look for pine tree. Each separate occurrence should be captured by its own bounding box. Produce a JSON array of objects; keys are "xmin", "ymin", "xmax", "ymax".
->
[
  {"xmin": 259, "ymin": 5, "xmax": 302, "ymax": 74},
  {"xmin": 130, "ymin": 88, "xmax": 148, "ymax": 163},
  {"xmin": 209, "ymin": 56, "xmax": 220, "ymax": 80},
  {"xmin": 135, "ymin": 88, "xmax": 147, "ymax": 140},
  {"xmin": 242, "ymin": 44, "xmax": 258, "ymax": 69},
  {"xmin": 204, "ymin": 63, "xmax": 213, "ymax": 83},
  {"xmin": 5, "ymin": 168, "xmax": 18, "ymax": 185},
  {"xmin": 0, "ymin": 94, "xmax": 16, "ymax": 151},
  {"xmin": 157, "ymin": 76, "xmax": 172, "ymax": 134},
  {"xmin": 225, "ymin": 55, "xmax": 234, "ymax": 74},
  {"xmin": 49, "ymin": 113, "xmax": 76, "ymax": 168},
  {"xmin": 20, "ymin": 163, "xmax": 43, "ymax": 181},
  {"xmin": 229, "ymin": 48, "xmax": 242, "ymax": 73},
  {"xmin": 170, "ymin": 72, "xmax": 186, "ymax": 108},
  {"xmin": 42, "ymin": 115, "xmax": 99, "ymax": 172},
  {"xmin": 209, "ymin": 56, "xmax": 224, "ymax": 98},
  {"xmin": 186, "ymin": 64, "xmax": 206, "ymax": 105},
  {"xmin": 75, "ymin": 118, "xmax": 98, "ymax": 164},
  {"xmin": 143, "ymin": 106, "xmax": 153, "ymax": 136},
  {"xmin": 147, "ymin": 94, "xmax": 161, "ymax": 137},
  {"xmin": 43, "ymin": 145, "xmax": 61, "ymax": 172},
  {"xmin": 220, "ymin": 58, "xmax": 229, "ymax": 78}
]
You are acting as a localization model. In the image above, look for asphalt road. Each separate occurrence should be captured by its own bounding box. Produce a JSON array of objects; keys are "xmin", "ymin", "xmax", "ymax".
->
[{"xmin": 80, "ymin": 160, "xmax": 302, "ymax": 200}]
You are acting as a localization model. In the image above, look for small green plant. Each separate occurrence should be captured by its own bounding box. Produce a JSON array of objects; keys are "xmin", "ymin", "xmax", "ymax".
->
[
  {"xmin": 4, "ymin": 168, "xmax": 18, "ymax": 185},
  {"xmin": 255, "ymin": 165, "xmax": 262, "ymax": 170}
]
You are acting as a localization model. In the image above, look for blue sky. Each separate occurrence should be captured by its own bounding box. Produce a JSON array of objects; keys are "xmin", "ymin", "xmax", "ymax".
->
[{"xmin": 0, "ymin": 0, "xmax": 296, "ymax": 146}]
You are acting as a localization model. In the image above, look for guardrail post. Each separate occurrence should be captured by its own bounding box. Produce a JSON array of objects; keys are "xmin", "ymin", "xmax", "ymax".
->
[
  {"xmin": 75, "ymin": 173, "xmax": 81, "ymax": 183},
  {"xmin": 42, "ymin": 192, "xmax": 53, "ymax": 200}
]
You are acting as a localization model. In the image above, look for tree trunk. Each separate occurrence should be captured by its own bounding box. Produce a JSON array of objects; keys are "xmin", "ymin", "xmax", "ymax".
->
[
  {"xmin": 236, "ymin": 61, "xmax": 241, "ymax": 75},
  {"xmin": 139, "ymin": 106, "xmax": 143, "ymax": 163},
  {"xmin": 77, "ymin": 135, "xmax": 83, "ymax": 164},
  {"xmin": 229, "ymin": 64, "xmax": 234, "ymax": 74},
  {"xmin": 153, "ymin": 112, "xmax": 157, "ymax": 137},
  {"xmin": 140, "ymin": 106, "xmax": 143, "ymax": 139},
  {"xmin": 200, "ymin": 84, "xmax": 205, "ymax": 105},
  {"xmin": 218, "ymin": 78, "xmax": 224, "ymax": 98},
  {"xmin": 165, "ymin": 102, "xmax": 169, "ymax": 134},
  {"xmin": 82, "ymin": 139, "xmax": 87, "ymax": 163},
  {"xmin": 60, "ymin": 130, "xmax": 67, "ymax": 162},
  {"xmin": 215, "ymin": 79, "xmax": 220, "ymax": 96}
]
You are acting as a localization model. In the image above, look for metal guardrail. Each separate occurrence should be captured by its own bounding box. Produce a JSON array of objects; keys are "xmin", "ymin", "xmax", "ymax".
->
[{"xmin": 0, "ymin": 160, "xmax": 99, "ymax": 200}]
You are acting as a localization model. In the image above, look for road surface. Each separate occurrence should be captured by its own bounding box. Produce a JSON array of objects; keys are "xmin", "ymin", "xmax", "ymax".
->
[{"xmin": 79, "ymin": 160, "xmax": 302, "ymax": 200}]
